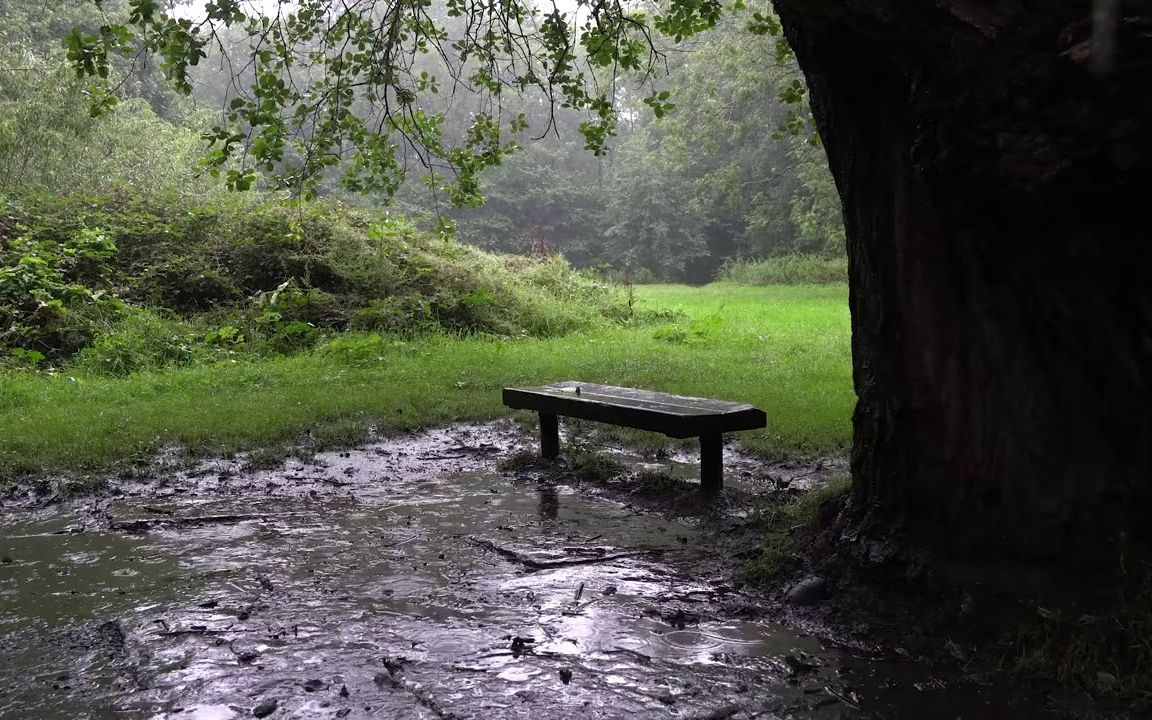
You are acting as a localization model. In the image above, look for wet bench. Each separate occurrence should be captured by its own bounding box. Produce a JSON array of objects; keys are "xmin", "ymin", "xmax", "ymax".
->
[{"xmin": 502, "ymin": 381, "xmax": 767, "ymax": 494}]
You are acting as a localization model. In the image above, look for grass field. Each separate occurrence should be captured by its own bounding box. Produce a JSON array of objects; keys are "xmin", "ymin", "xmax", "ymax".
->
[{"xmin": 0, "ymin": 284, "xmax": 853, "ymax": 476}]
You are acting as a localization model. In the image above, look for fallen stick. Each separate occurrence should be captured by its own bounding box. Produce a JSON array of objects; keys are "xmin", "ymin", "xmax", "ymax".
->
[
  {"xmin": 602, "ymin": 647, "xmax": 652, "ymax": 663},
  {"xmin": 690, "ymin": 705, "xmax": 741, "ymax": 720},
  {"xmin": 110, "ymin": 513, "xmax": 272, "ymax": 532},
  {"xmin": 467, "ymin": 537, "xmax": 643, "ymax": 570},
  {"xmin": 380, "ymin": 533, "xmax": 421, "ymax": 548},
  {"xmin": 158, "ymin": 628, "xmax": 227, "ymax": 637}
]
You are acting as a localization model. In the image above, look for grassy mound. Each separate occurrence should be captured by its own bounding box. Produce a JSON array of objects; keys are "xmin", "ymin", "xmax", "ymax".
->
[{"xmin": 0, "ymin": 192, "xmax": 649, "ymax": 373}]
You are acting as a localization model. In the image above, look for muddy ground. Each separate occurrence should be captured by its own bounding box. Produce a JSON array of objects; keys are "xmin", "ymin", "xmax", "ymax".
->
[{"xmin": 0, "ymin": 422, "xmax": 1099, "ymax": 719}]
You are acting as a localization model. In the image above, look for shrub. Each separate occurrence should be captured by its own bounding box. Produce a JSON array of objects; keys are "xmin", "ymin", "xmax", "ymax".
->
[
  {"xmin": 315, "ymin": 333, "xmax": 388, "ymax": 367},
  {"xmin": 653, "ymin": 324, "xmax": 690, "ymax": 344},
  {"xmin": 74, "ymin": 307, "xmax": 202, "ymax": 376},
  {"xmin": 1, "ymin": 191, "xmax": 661, "ymax": 365},
  {"xmin": 716, "ymin": 254, "xmax": 847, "ymax": 285},
  {"xmin": 133, "ymin": 255, "xmax": 242, "ymax": 311},
  {"xmin": 0, "ymin": 227, "xmax": 125, "ymax": 358},
  {"xmin": 349, "ymin": 295, "xmax": 436, "ymax": 335}
]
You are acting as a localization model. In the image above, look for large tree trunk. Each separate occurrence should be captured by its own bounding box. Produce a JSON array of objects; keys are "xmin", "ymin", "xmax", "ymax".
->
[{"xmin": 773, "ymin": 0, "xmax": 1152, "ymax": 581}]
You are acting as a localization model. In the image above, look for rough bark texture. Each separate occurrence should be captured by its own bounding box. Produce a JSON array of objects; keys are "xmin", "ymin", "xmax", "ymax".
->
[{"xmin": 773, "ymin": 0, "xmax": 1152, "ymax": 581}]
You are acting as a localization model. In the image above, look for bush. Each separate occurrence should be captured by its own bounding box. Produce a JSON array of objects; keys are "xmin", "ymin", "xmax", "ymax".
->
[
  {"xmin": 314, "ymin": 333, "xmax": 388, "ymax": 367},
  {"xmin": 0, "ymin": 227, "xmax": 125, "ymax": 358},
  {"xmin": 0, "ymin": 191, "xmax": 658, "ymax": 367},
  {"xmin": 350, "ymin": 295, "xmax": 436, "ymax": 335},
  {"xmin": 716, "ymin": 254, "xmax": 847, "ymax": 285},
  {"xmin": 134, "ymin": 255, "xmax": 243, "ymax": 311},
  {"xmin": 74, "ymin": 307, "xmax": 204, "ymax": 376}
]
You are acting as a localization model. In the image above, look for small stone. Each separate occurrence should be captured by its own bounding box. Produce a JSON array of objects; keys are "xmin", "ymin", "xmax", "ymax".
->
[
  {"xmin": 252, "ymin": 699, "xmax": 277, "ymax": 718},
  {"xmin": 1097, "ymin": 671, "xmax": 1118, "ymax": 687},
  {"xmin": 785, "ymin": 576, "xmax": 827, "ymax": 606},
  {"xmin": 339, "ymin": 685, "xmax": 349, "ymax": 698},
  {"xmin": 301, "ymin": 679, "xmax": 326, "ymax": 692},
  {"xmin": 559, "ymin": 668, "xmax": 573, "ymax": 685}
]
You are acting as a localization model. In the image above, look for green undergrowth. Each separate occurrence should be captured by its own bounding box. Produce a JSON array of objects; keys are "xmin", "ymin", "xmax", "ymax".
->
[
  {"xmin": 998, "ymin": 570, "xmax": 1152, "ymax": 709},
  {"xmin": 567, "ymin": 448, "xmax": 627, "ymax": 482},
  {"xmin": 716, "ymin": 254, "xmax": 847, "ymax": 285},
  {"xmin": 0, "ymin": 191, "xmax": 662, "ymax": 371},
  {"xmin": 0, "ymin": 284, "xmax": 853, "ymax": 477},
  {"xmin": 631, "ymin": 468, "xmax": 695, "ymax": 495},
  {"xmin": 741, "ymin": 473, "xmax": 852, "ymax": 582}
]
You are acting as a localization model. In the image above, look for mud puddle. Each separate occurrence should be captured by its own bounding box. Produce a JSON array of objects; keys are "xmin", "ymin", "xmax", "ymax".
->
[{"xmin": 2, "ymin": 423, "xmax": 1037, "ymax": 719}]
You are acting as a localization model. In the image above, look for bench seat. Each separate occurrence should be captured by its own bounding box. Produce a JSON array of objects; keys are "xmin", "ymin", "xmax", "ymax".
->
[{"xmin": 502, "ymin": 381, "xmax": 767, "ymax": 492}]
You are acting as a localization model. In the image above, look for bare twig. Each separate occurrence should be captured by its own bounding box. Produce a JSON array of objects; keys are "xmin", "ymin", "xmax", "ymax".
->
[{"xmin": 467, "ymin": 537, "xmax": 643, "ymax": 570}]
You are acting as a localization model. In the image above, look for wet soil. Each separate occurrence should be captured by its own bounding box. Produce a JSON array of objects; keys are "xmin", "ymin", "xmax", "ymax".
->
[{"xmin": 0, "ymin": 422, "xmax": 1064, "ymax": 719}]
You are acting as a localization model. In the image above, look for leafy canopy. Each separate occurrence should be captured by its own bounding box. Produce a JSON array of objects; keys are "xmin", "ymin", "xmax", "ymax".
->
[{"xmin": 67, "ymin": 0, "xmax": 788, "ymax": 201}]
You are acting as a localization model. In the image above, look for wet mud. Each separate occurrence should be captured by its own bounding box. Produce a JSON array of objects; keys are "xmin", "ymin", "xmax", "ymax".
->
[{"xmin": 1, "ymin": 423, "xmax": 1048, "ymax": 719}]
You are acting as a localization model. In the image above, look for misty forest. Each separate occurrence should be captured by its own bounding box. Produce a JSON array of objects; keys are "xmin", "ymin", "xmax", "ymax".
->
[{"xmin": 0, "ymin": 0, "xmax": 1149, "ymax": 718}]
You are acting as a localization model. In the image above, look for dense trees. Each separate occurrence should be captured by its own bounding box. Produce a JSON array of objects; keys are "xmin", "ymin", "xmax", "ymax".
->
[
  {"xmin": 49, "ymin": 0, "xmax": 841, "ymax": 281},
  {"xmin": 446, "ymin": 11, "xmax": 844, "ymax": 281},
  {"xmin": 0, "ymin": 1, "xmax": 211, "ymax": 195}
]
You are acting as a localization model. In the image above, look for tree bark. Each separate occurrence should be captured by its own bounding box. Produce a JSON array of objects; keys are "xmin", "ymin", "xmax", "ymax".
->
[{"xmin": 773, "ymin": 0, "xmax": 1152, "ymax": 580}]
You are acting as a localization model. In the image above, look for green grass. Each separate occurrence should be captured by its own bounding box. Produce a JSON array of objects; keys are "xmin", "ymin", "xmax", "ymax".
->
[
  {"xmin": 0, "ymin": 284, "xmax": 853, "ymax": 476},
  {"xmin": 741, "ymin": 472, "xmax": 852, "ymax": 582}
]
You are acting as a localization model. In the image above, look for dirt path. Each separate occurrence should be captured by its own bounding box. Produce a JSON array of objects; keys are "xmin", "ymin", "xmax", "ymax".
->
[{"xmin": 0, "ymin": 423, "xmax": 1045, "ymax": 719}]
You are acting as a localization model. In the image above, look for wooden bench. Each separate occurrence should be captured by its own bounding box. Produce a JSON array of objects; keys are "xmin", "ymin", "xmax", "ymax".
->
[{"xmin": 502, "ymin": 381, "xmax": 767, "ymax": 493}]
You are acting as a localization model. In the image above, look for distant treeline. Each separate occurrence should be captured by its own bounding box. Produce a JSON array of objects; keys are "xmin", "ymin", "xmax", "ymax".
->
[{"xmin": 0, "ymin": 0, "xmax": 843, "ymax": 284}]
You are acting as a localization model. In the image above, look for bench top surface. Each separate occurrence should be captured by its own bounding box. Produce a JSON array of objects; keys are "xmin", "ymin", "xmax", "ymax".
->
[
  {"xmin": 503, "ymin": 381, "xmax": 766, "ymax": 437},
  {"xmin": 506, "ymin": 381, "xmax": 752, "ymax": 415}
]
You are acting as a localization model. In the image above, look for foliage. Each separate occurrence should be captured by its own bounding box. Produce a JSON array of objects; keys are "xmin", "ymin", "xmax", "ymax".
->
[
  {"xmin": 0, "ymin": 190, "xmax": 646, "ymax": 364},
  {"xmin": 1000, "ymin": 571, "xmax": 1152, "ymax": 708},
  {"xmin": 4, "ymin": 0, "xmax": 844, "ymax": 284},
  {"xmin": 599, "ymin": 132, "xmax": 710, "ymax": 280},
  {"xmin": 742, "ymin": 473, "xmax": 851, "ymax": 582},
  {"xmin": 73, "ymin": 306, "xmax": 212, "ymax": 376},
  {"xmin": 315, "ymin": 333, "xmax": 390, "ymax": 368},
  {"xmin": 439, "ymin": 3, "xmax": 844, "ymax": 282},
  {"xmin": 443, "ymin": 134, "xmax": 610, "ymax": 267},
  {"xmin": 67, "ymin": 0, "xmax": 735, "ymax": 199},
  {"xmin": 0, "ymin": 222, "xmax": 124, "ymax": 357},
  {"xmin": 569, "ymin": 450, "xmax": 627, "ymax": 482},
  {"xmin": 716, "ymin": 254, "xmax": 848, "ymax": 285},
  {"xmin": 788, "ymin": 141, "xmax": 845, "ymax": 255},
  {"xmin": 604, "ymin": 7, "xmax": 841, "ymax": 279},
  {"xmin": 0, "ymin": 2, "xmax": 210, "ymax": 196}
]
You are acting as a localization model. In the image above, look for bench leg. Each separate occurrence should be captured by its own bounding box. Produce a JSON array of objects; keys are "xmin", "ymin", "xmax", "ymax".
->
[
  {"xmin": 700, "ymin": 433, "xmax": 723, "ymax": 494},
  {"xmin": 539, "ymin": 412, "xmax": 560, "ymax": 459}
]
